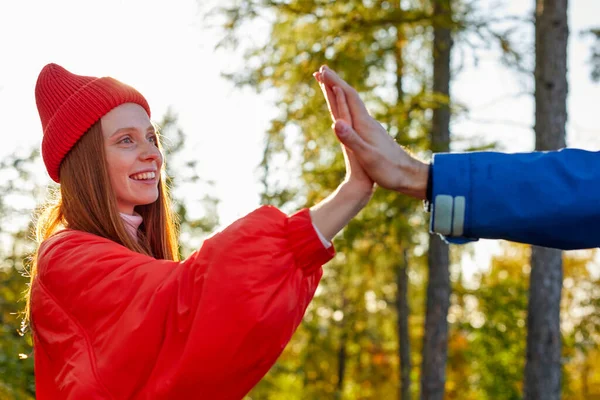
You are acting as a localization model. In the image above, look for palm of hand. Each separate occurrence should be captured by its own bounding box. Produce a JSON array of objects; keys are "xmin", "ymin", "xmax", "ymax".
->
[{"xmin": 354, "ymin": 117, "xmax": 408, "ymax": 192}]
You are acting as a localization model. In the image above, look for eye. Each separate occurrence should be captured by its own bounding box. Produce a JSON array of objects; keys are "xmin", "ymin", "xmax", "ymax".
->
[
  {"xmin": 119, "ymin": 136, "xmax": 133, "ymax": 144},
  {"xmin": 148, "ymin": 134, "xmax": 158, "ymax": 145}
]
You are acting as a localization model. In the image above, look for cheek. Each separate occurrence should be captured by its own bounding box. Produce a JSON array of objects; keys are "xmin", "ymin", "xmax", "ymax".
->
[{"xmin": 105, "ymin": 151, "xmax": 131, "ymax": 184}]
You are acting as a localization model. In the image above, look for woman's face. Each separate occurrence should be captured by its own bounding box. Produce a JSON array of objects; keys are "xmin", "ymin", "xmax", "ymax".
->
[{"xmin": 101, "ymin": 103, "xmax": 162, "ymax": 215}]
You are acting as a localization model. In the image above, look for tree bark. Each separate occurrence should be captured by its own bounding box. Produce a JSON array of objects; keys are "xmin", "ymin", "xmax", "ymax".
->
[
  {"xmin": 394, "ymin": 11, "xmax": 412, "ymax": 400},
  {"xmin": 397, "ymin": 249, "xmax": 412, "ymax": 400},
  {"xmin": 524, "ymin": 1, "xmax": 568, "ymax": 399},
  {"xmin": 421, "ymin": 1, "xmax": 453, "ymax": 399}
]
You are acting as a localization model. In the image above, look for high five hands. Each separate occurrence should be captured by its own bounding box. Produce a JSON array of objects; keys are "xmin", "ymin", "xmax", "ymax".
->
[{"xmin": 314, "ymin": 65, "xmax": 429, "ymax": 201}]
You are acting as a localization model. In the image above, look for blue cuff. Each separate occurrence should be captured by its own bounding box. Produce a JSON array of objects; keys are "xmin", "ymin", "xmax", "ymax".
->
[{"xmin": 429, "ymin": 153, "xmax": 478, "ymax": 245}]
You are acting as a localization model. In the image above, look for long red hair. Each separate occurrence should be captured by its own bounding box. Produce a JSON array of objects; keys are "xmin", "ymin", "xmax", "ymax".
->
[{"xmin": 25, "ymin": 120, "xmax": 179, "ymax": 322}]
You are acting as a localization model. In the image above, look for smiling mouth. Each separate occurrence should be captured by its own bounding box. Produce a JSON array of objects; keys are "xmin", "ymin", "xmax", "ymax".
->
[{"xmin": 130, "ymin": 171, "xmax": 157, "ymax": 181}]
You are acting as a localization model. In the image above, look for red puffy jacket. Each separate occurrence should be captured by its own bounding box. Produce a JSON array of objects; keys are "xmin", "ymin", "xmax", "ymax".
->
[{"xmin": 30, "ymin": 206, "xmax": 335, "ymax": 399}]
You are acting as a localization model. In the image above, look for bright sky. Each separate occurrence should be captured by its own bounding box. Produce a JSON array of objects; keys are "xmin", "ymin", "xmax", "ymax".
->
[
  {"xmin": 0, "ymin": 0, "xmax": 274, "ymax": 228},
  {"xmin": 0, "ymin": 0, "xmax": 599, "ymax": 271}
]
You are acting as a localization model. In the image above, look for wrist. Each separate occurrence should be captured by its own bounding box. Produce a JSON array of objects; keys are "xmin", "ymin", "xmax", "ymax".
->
[
  {"xmin": 339, "ymin": 180, "xmax": 374, "ymax": 210},
  {"xmin": 397, "ymin": 159, "xmax": 429, "ymax": 200}
]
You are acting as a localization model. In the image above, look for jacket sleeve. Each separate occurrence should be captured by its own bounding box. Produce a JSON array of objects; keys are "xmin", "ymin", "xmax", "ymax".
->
[
  {"xmin": 32, "ymin": 205, "xmax": 334, "ymax": 399},
  {"xmin": 429, "ymin": 149, "xmax": 600, "ymax": 250}
]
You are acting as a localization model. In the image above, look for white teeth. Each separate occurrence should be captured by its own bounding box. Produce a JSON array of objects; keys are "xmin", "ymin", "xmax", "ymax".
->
[{"xmin": 131, "ymin": 171, "xmax": 156, "ymax": 180}]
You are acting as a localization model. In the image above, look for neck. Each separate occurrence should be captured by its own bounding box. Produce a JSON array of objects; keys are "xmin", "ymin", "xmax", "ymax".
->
[{"xmin": 119, "ymin": 212, "xmax": 143, "ymax": 242}]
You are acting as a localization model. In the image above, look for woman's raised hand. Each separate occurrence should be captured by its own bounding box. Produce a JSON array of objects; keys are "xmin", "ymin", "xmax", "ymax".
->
[{"xmin": 313, "ymin": 69, "xmax": 374, "ymax": 200}]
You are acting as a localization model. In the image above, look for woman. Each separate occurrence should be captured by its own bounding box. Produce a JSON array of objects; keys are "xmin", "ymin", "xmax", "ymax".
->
[{"xmin": 27, "ymin": 63, "xmax": 373, "ymax": 399}]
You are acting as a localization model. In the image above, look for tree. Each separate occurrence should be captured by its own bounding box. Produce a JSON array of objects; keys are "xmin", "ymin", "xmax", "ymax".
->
[
  {"xmin": 393, "ymin": 6, "xmax": 412, "ymax": 400},
  {"xmin": 214, "ymin": 1, "xmax": 441, "ymax": 397},
  {"xmin": 584, "ymin": 28, "xmax": 600, "ymax": 81},
  {"xmin": 0, "ymin": 148, "xmax": 45, "ymax": 399},
  {"xmin": 212, "ymin": 1, "xmax": 533, "ymax": 398},
  {"xmin": 524, "ymin": 1, "xmax": 568, "ymax": 399},
  {"xmin": 420, "ymin": 1, "xmax": 453, "ymax": 399},
  {"xmin": 448, "ymin": 243, "xmax": 599, "ymax": 399},
  {"xmin": 466, "ymin": 244, "xmax": 530, "ymax": 400}
]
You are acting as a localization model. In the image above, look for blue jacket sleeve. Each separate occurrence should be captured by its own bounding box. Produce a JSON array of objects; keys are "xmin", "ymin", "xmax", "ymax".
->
[{"xmin": 429, "ymin": 149, "xmax": 600, "ymax": 250}]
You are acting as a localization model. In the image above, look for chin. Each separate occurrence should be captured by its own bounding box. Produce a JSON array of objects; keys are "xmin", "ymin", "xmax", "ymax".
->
[
  {"xmin": 139, "ymin": 197, "xmax": 159, "ymax": 206},
  {"xmin": 129, "ymin": 195, "xmax": 159, "ymax": 209}
]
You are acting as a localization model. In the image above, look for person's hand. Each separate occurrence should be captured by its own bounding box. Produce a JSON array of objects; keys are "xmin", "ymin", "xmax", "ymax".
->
[
  {"xmin": 313, "ymin": 70, "xmax": 374, "ymax": 203},
  {"xmin": 307, "ymin": 70, "xmax": 375, "ymax": 242},
  {"xmin": 316, "ymin": 65, "xmax": 429, "ymax": 200}
]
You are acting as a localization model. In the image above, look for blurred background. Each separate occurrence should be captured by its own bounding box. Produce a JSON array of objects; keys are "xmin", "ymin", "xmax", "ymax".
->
[{"xmin": 1, "ymin": 0, "xmax": 599, "ymax": 398}]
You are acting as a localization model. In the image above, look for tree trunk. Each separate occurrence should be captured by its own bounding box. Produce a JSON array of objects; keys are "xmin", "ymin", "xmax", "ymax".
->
[
  {"xmin": 394, "ymin": 11, "xmax": 412, "ymax": 400},
  {"xmin": 421, "ymin": 1, "xmax": 453, "ymax": 399},
  {"xmin": 397, "ymin": 249, "xmax": 412, "ymax": 400},
  {"xmin": 524, "ymin": 1, "xmax": 568, "ymax": 399}
]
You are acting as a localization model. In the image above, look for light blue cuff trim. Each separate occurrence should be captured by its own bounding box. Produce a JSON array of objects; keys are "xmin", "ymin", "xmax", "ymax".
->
[
  {"xmin": 433, "ymin": 195, "xmax": 453, "ymax": 235},
  {"xmin": 432, "ymin": 194, "xmax": 468, "ymax": 236}
]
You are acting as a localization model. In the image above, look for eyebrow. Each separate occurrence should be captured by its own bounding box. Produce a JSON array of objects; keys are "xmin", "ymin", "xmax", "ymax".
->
[{"xmin": 110, "ymin": 126, "xmax": 156, "ymax": 138}]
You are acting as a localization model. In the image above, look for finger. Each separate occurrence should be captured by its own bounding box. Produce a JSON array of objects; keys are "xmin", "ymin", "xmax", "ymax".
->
[
  {"xmin": 313, "ymin": 71, "xmax": 323, "ymax": 84},
  {"xmin": 322, "ymin": 81, "xmax": 339, "ymax": 120},
  {"xmin": 333, "ymin": 119, "xmax": 370, "ymax": 155},
  {"xmin": 342, "ymin": 143, "xmax": 362, "ymax": 174},
  {"xmin": 339, "ymin": 134, "xmax": 375, "ymax": 186},
  {"xmin": 340, "ymin": 143, "xmax": 351, "ymax": 171},
  {"xmin": 320, "ymin": 66, "xmax": 369, "ymax": 117},
  {"xmin": 333, "ymin": 86, "xmax": 352, "ymax": 125},
  {"xmin": 315, "ymin": 74, "xmax": 339, "ymax": 120},
  {"xmin": 315, "ymin": 71, "xmax": 337, "ymax": 118}
]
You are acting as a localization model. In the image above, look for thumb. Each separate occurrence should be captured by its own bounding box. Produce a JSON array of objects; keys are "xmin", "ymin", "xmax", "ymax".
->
[{"xmin": 334, "ymin": 119, "xmax": 367, "ymax": 153}]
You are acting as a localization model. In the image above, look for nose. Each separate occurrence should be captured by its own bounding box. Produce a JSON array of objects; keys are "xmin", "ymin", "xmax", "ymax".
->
[{"xmin": 140, "ymin": 141, "xmax": 163, "ymax": 166}]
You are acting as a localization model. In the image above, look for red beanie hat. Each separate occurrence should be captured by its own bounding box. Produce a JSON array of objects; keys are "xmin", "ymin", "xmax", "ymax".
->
[{"xmin": 35, "ymin": 63, "xmax": 151, "ymax": 183}]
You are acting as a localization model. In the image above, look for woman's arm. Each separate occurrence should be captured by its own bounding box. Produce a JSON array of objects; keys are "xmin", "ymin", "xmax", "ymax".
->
[{"xmin": 310, "ymin": 181, "xmax": 372, "ymax": 241}]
